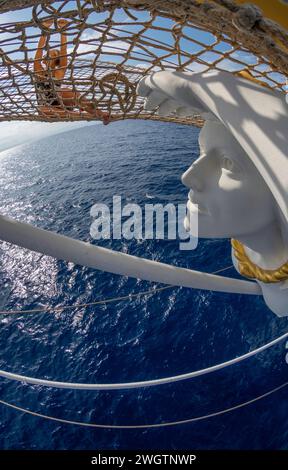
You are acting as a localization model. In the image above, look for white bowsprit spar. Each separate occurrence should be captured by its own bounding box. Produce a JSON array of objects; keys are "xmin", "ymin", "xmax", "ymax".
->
[{"xmin": 0, "ymin": 214, "xmax": 260, "ymax": 295}]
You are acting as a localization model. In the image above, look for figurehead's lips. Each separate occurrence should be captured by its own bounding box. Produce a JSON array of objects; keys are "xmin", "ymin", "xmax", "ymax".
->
[{"xmin": 144, "ymin": 69, "xmax": 288, "ymax": 225}]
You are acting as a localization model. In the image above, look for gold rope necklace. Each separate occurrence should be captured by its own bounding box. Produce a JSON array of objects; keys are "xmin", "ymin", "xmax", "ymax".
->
[{"xmin": 231, "ymin": 239, "xmax": 288, "ymax": 284}]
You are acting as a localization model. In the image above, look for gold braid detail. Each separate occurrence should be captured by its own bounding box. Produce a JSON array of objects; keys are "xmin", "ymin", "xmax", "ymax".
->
[{"xmin": 231, "ymin": 239, "xmax": 288, "ymax": 284}]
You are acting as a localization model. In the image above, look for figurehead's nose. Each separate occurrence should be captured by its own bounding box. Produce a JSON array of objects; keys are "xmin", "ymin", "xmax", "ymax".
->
[{"xmin": 181, "ymin": 157, "xmax": 207, "ymax": 192}]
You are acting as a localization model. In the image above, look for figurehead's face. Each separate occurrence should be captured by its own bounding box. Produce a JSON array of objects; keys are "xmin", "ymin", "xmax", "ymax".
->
[
  {"xmin": 43, "ymin": 49, "xmax": 60, "ymax": 69},
  {"xmin": 182, "ymin": 120, "xmax": 276, "ymax": 239}
]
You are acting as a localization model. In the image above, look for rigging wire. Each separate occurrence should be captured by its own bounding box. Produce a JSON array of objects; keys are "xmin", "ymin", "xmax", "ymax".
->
[
  {"xmin": 0, "ymin": 265, "xmax": 234, "ymax": 315},
  {"xmin": 1, "ymin": 380, "xmax": 287, "ymax": 429}
]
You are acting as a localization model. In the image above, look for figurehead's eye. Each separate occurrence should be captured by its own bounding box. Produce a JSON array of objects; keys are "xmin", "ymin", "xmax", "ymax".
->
[{"xmin": 221, "ymin": 156, "xmax": 234, "ymax": 172}]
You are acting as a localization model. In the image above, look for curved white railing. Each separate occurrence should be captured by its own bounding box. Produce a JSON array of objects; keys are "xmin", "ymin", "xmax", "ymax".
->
[{"xmin": 0, "ymin": 330, "xmax": 287, "ymax": 390}]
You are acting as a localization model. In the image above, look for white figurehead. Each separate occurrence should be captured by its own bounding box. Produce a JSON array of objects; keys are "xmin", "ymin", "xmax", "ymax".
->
[{"xmin": 137, "ymin": 70, "xmax": 288, "ymax": 317}]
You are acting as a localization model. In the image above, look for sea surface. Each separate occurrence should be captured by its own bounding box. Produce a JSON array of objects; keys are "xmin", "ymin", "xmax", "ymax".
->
[{"xmin": 0, "ymin": 120, "xmax": 287, "ymax": 450}]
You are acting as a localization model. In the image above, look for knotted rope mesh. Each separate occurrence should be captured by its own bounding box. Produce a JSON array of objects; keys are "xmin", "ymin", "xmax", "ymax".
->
[{"xmin": 0, "ymin": 0, "xmax": 287, "ymax": 124}]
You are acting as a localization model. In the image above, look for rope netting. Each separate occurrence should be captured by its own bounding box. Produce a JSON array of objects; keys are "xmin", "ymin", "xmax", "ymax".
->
[{"xmin": 0, "ymin": 0, "xmax": 287, "ymax": 124}]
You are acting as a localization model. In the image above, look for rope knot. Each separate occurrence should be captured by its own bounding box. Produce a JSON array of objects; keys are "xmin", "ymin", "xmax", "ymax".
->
[
  {"xmin": 233, "ymin": 4, "xmax": 263, "ymax": 32},
  {"xmin": 202, "ymin": 1, "xmax": 217, "ymax": 15}
]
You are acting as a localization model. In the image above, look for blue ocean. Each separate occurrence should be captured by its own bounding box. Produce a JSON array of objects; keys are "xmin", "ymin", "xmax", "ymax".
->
[{"xmin": 0, "ymin": 120, "xmax": 287, "ymax": 450}]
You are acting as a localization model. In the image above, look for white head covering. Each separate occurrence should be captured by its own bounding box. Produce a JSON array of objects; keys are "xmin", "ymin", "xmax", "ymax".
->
[{"xmin": 177, "ymin": 70, "xmax": 288, "ymax": 225}]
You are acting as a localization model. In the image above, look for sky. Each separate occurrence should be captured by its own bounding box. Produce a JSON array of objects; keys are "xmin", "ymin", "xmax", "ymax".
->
[
  {"xmin": 0, "ymin": 120, "xmax": 94, "ymax": 152},
  {"xmin": 0, "ymin": 1, "xmax": 285, "ymax": 152}
]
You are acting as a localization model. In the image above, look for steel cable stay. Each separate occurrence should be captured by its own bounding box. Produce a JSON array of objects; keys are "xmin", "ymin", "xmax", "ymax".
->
[
  {"xmin": 0, "ymin": 265, "xmax": 234, "ymax": 315},
  {"xmin": 0, "ymin": 380, "xmax": 287, "ymax": 429}
]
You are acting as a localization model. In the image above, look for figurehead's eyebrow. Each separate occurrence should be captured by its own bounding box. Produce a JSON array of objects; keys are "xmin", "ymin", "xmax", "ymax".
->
[{"xmin": 203, "ymin": 145, "xmax": 246, "ymax": 171}]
